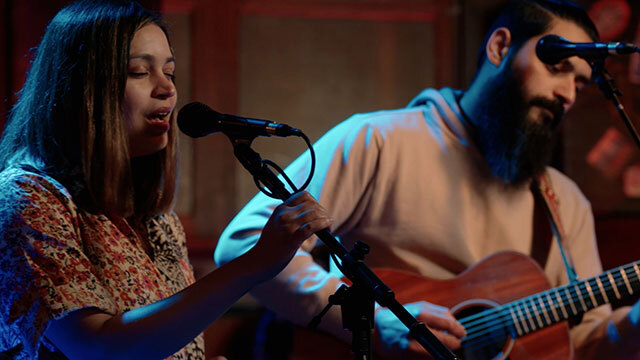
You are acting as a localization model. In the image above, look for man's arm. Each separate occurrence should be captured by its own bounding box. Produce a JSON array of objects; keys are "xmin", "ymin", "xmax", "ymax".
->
[
  {"xmin": 215, "ymin": 112, "xmax": 466, "ymax": 358},
  {"xmin": 214, "ymin": 114, "xmax": 377, "ymax": 343},
  {"xmin": 573, "ymin": 305, "xmax": 640, "ymax": 359}
]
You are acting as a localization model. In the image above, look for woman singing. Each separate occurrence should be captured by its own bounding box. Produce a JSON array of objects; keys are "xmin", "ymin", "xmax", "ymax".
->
[{"xmin": 0, "ymin": 1, "xmax": 331, "ymax": 358}]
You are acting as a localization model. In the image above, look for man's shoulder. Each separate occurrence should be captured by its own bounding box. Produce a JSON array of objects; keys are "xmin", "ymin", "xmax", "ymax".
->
[
  {"xmin": 318, "ymin": 88, "xmax": 463, "ymax": 151},
  {"xmin": 347, "ymin": 106, "xmax": 426, "ymax": 125},
  {"xmin": 343, "ymin": 105, "xmax": 446, "ymax": 139},
  {"xmin": 348, "ymin": 87, "xmax": 456, "ymax": 122}
]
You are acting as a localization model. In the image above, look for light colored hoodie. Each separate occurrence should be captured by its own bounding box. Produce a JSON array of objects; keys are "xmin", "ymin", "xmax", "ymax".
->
[{"xmin": 216, "ymin": 87, "xmax": 616, "ymax": 358}]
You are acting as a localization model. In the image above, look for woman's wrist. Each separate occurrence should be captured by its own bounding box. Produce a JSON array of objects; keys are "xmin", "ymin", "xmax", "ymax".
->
[{"xmin": 232, "ymin": 247, "xmax": 283, "ymax": 285}]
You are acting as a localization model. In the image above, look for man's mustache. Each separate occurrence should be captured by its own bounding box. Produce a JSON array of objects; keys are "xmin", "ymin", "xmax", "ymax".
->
[{"xmin": 528, "ymin": 97, "xmax": 564, "ymax": 128}]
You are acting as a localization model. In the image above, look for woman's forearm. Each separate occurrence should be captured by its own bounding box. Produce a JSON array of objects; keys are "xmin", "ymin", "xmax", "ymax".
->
[{"xmin": 46, "ymin": 251, "xmax": 269, "ymax": 360}]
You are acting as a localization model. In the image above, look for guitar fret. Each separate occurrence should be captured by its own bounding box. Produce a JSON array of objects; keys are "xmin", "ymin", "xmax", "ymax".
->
[
  {"xmin": 375, "ymin": 256, "xmax": 640, "ymax": 360},
  {"xmin": 515, "ymin": 305, "xmax": 530, "ymax": 334},
  {"xmin": 585, "ymin": 281, "xmax": 597, "ymax": 308},
  {"xmin": 620, "ymin": 269, "xmax": 633, "ymax": 295},
  {"xmin": 607, "ymin": 272, "xmax": 622, "ymax": 299},
  {"xmin": 632, "ymin": 264, "xmax": 640, "ymax": 294},
  {"xmin": 595, "ymin": 276, "xmax": 609, "ymax": 304},
  {"xmin": 529, "ymin": 298, "xmax": 544, "ymax": 328},
  {"xmin": 509, "ymin": 307, "xmax": 523, "ymax": 337},
  {"xmin": 536, "ymin": 296, "xmax": 552, "ymax": 325},
  {"xmin": 555, "ymin": 290, "xmax": 569, "ymax": 319},
  {"xmin": 520, "ymin": 302, "xmax": 535, "ymax": 331},
  {"xmin": 590, "ymin": 278, "xmax": 607, "ymax": 305},
  {"xmin": 546, "ymin": 293, "xmax": 560, "ymax": 322},
  {"xmin": 574, "ymin": 284, "xmax": 588, "ymax": 311},
  {"xmin": 564, "ymin": 288, "xmax": 578, "ymax": 315}
]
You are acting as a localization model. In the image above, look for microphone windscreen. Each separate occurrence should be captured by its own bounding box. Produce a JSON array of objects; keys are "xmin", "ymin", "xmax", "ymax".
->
[
  {"xmin": 177, "ymin": 102, "xmax": 221, "ymax": 138},
  {"xmin": 536, "ymin": 34, "xmax": 565, "ymax": 65}
]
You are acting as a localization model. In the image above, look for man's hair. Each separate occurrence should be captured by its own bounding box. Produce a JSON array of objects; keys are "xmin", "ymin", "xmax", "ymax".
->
[
  {"xmin": 476, "ymin": 0, "xmax": 599, "ymax": 69},
  {"xmin": 0, "ymin": 0, "xmax": 178, "ymax": 219}
]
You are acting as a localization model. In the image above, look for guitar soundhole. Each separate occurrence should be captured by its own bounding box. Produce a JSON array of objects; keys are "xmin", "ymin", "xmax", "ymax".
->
[{"xmin": 453, "ymin": 304, "xmax": 512, "ymax": 360}]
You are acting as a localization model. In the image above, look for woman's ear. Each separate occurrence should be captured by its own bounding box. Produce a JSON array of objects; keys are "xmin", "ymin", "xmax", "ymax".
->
[{"xmin": 485, "ymin": 27, "xmax": 512, "ymax": 66}]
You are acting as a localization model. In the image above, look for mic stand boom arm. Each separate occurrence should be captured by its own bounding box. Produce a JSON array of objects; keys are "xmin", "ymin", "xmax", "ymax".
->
[
  {"xmin": 231, "ymin": 138, "xmax": 458, "ymax": 360},
  {"xmin": 591, "ymin": 58, "xmax": 640, "ymax": 150}
]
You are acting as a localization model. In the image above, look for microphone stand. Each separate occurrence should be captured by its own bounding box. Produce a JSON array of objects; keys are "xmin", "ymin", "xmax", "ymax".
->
[
  {"xmin": 590, "ymin": 58, "xmax": 640, "ymax": 149},
  {"xmin": 230, "ymin": 137, "xmax": 458, "ymax": 360}
]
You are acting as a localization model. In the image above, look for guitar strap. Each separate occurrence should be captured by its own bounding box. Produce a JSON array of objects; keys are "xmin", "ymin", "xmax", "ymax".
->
[
  {"xmin": 531, "ymin": 183, "xmax": 553, "ymax": 268},
  {"xmin": 530, "ymin": 172, "xmax": 580, "ymax": 284}
]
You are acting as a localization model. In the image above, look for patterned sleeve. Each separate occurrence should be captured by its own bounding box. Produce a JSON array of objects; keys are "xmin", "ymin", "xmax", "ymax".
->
[
  {"xmin": 148, "ymin": 211, "xmax": 197, "ymax": 290},
  {"xmin": 163, "ymin": 211, "xmax": 197, "ymax": 286},
  {"xmin": 0, "ymin": 169, "xmax": 117, "ymax": 358}
]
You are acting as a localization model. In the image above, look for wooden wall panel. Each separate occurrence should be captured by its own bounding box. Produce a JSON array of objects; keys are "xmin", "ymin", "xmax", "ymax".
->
[
  {"xmin": 1, "ymin": 1, "xmax": 71, "ymax": 130},
  {"xmin": 188, "ymin": 0, "xmax": 240, "ymax": 246}
]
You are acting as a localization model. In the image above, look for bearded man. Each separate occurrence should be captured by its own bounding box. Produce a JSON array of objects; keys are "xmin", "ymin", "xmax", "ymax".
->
[{"xmin": 216, "ymin": 0, "xmax": 640, "ymax": 358}]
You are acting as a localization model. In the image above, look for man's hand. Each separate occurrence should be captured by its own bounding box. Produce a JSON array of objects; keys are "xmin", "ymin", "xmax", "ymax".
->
[{"xmin": 373, "ymin": 301, "xmax": 466, "ymax": 359}]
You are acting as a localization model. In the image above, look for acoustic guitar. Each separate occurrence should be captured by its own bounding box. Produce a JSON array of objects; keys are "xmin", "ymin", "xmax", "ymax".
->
[{"xmin": 289, "ymin": 251, "xmax": 639, "ymax": 359}]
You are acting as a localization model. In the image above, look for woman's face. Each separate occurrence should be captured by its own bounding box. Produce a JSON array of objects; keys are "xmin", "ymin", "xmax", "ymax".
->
[{"xmin": 123, "ymin": 24, "xmax": 177, "ymax": 158}]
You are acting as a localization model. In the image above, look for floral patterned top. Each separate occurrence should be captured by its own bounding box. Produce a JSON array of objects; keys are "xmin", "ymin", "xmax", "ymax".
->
[{"xmin": 0, "ymin": 167, "xmax": 205, "ymax": 359}]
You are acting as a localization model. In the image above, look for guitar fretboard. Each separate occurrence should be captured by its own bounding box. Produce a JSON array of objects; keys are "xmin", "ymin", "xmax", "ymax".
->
[{"xmin": 460, "ymin": 260, "xmax": 640, "ymax": 347}]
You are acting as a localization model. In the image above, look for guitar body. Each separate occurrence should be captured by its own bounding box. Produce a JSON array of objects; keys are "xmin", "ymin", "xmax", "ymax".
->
[{"xmin": 291, "ymin": 251, "xmax": 572, "ymax": 359}]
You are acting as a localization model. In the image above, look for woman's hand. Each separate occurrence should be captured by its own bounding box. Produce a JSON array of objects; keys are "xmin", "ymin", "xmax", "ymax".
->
[{"xmin": 247, "ymin": 191, "xmax": 332, "ymax": 278}]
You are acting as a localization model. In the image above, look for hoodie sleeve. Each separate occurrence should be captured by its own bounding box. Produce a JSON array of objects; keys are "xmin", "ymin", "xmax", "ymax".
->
[{"xmin": 215, "ymin": 112, "xmax": 386, "ymax": 326}]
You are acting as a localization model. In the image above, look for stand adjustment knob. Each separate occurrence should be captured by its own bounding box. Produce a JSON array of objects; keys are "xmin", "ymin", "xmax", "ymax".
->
[{"xmin": 352, "ymin": 241, "xmax": 370, "ymax": 261}]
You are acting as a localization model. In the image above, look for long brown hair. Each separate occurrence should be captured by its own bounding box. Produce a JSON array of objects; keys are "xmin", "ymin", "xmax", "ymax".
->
[{"xmin": 0, "ymin": 0, "xmax": 177, "ymax": 218}]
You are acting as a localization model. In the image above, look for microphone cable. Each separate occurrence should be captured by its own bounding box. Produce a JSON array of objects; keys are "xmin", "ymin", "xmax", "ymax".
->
[{"xmin": 252, "ymin": 131, "xmax": 316, "ymax": 199}]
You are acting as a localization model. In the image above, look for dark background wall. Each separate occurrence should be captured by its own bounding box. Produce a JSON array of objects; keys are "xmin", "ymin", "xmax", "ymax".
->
[{"xmin": 2, "ymin": 0, "xmax": 640, "ymax": 357}]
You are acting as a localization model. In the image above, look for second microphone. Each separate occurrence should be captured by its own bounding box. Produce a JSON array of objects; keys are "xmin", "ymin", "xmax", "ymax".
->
[{"xmin": 178, "ymin": 102, "xmax": 301, "ymax": 139}]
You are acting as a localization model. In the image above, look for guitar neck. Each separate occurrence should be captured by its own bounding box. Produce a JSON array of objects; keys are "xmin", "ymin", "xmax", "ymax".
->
[{"xmin": 465, "ymin": 260, "xmax": 640, "ymax": 339}]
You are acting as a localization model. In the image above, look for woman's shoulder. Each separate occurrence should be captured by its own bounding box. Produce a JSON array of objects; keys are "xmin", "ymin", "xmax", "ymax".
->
[
  {"xmin": 1, "ymin": 165, "xmax": 70, "ymax": 192},
  {"xmin": 0, "ymin": 166, "xmax": 77, "ymax": 218}
]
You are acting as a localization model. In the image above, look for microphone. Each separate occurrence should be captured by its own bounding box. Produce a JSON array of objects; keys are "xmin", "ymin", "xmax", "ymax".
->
[
  {"xmin": 536, "ymin": 34, "xmax": 639, "ymax": 65},
  {"xmin": 177, "ymin": 102, "xmax": 301, "ymax": 138}
]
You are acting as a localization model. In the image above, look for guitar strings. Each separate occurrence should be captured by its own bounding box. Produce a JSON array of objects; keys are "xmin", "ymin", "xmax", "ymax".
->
[
  {"xmin": 461, "ymin": 265, "xmax": 639, "ymax": 337},
  {"xmin": 461, "ymin": 280, "xmax": 619, "ymax": 336},
  {"xmin": 460, "ymin": 262, "xmax": 639, "ymax": 330},
  {"xmin": 459, "ymin": 267, "xmax": 639, "ymax": 352},
  {"xmin": 460, "ymin": 270, "xmax": 640, "ymax": 354},
  {"xmin": 454, "ymin": 263, "xmax": 640, "ymax": 352}
]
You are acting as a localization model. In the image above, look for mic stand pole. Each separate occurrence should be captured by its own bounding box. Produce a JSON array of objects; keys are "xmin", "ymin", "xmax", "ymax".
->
[
  {"xmin": 591, "ymin": 59, "xmax": 640, "ymax": 150},
  {"xmin": 312, "ymin": 242, "xmax": 377, "ymax": 360},
  {"xmin": 230, "ymin": 138, "xmax": 458, "ymax": 360}
]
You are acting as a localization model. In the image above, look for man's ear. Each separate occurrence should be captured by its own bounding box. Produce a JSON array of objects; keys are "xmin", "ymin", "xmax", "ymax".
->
[{"xmin": 485, "ymin": 27, "xmax": 512, "ymax": 66}]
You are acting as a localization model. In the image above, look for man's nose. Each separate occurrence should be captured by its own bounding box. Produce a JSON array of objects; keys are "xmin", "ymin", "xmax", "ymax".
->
[{"xmin": 553, "ymin": 77, "xmax": 576, "ymax": 113}]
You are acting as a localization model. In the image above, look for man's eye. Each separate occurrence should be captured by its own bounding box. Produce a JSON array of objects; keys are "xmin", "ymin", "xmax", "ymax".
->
[
  {"xmin": 547, "ymin": 64, "xmax": 562, "ymax": 73},
  {"xmin": 129, "ymin": 72, "xmax": 148, "ymax": 77}
]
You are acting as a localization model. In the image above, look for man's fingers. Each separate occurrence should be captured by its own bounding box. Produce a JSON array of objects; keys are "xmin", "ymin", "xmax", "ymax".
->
[
  {"xmin": 416, "ymin": 312, "xmax": 466, "ymax": 339},
  {"xmin": 407, "ymin": 328, "xmax": 462, "ymax": 353},
  {"xmin": 431, "ymin": 329, "xmax": 463, "ymax": 350}
]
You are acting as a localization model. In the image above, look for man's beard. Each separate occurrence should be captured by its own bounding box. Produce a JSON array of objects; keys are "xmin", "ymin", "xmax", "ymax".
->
[{"xmin": 474, "ymin": 75, "xmax": 564, "ymax": 185}]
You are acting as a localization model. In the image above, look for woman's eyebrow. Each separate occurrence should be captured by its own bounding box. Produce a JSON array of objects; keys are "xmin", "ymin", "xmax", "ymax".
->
[{"xmin": 129, "ymin": 54, "xmax": 176, "ymax": 64}]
